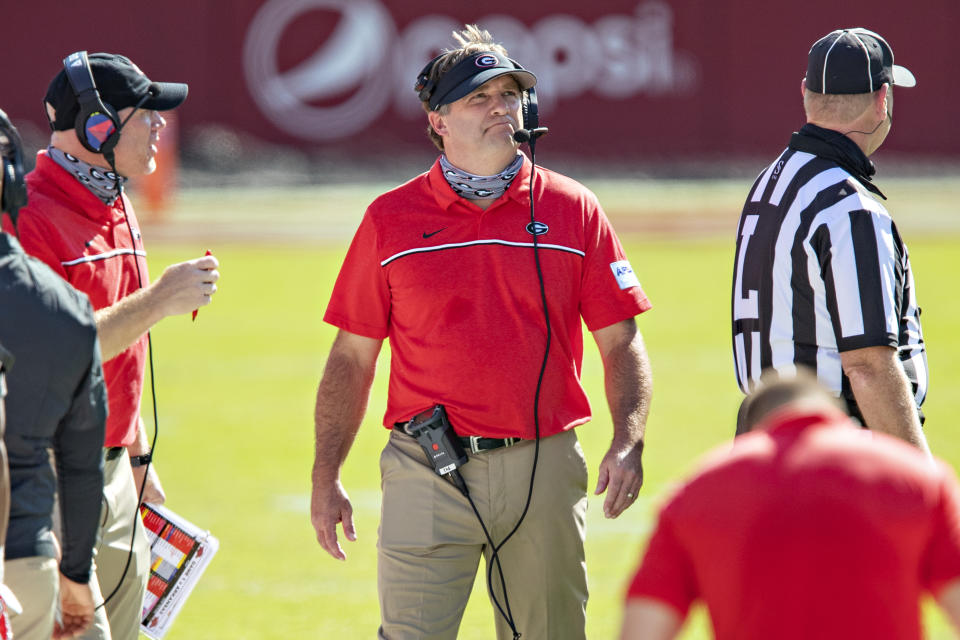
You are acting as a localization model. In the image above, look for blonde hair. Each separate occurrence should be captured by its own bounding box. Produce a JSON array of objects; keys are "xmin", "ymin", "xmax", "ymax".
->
[{"xmin": 422, "ymin": 25, "xmax": 511, "ymax": 151}]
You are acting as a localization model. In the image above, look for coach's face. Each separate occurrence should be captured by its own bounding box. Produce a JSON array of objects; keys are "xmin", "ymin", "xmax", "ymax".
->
[
  {"xmin": 429, "ymin": 74, "xmax": 522, "ymax": 171},
  {"xmin": 113, "ymin": 106, "xmax": 166, "ymax": 177}
]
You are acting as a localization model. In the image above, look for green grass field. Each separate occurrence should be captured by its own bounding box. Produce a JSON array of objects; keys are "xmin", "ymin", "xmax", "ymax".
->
[{"xmin": 134, "ymin": 175, "xmax": 960, "ymax": 639}]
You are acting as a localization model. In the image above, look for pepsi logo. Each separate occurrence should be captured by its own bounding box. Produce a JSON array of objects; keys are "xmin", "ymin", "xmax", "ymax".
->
[
  {"xmin": 475, "ymin": 54, "xmax": 499, "ymax": 68},
  {"xmin": 243, "ymin": 0, "xmax": 699, "ymax": 141},
  {"xmin": 243, "ymin": 0, "xmax": 396, "ymax": 142}
]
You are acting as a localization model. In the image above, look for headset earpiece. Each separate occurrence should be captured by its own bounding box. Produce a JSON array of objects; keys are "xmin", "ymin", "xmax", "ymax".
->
[
  {"xmin": 414, "ymin": 54, "xmax": 444, "ymax": 105},
  {"xmin": 62, "ymin": 51, "xmax": 122, "ymax": 155},
  {"xmin": 0, "ymin": 108, "xmax": 27, "ymax": 224},
  {"xmin": 522, "ymin": 86, "xmax": 539, "ymax": 131}
]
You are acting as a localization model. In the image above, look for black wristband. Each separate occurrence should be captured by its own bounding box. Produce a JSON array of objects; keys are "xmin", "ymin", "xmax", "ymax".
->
[{"xmin": 130, "ymin": 453, "xmax": 152, "ymax": 468}]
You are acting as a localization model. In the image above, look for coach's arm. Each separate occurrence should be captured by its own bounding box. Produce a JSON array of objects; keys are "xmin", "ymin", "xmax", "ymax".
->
[
  {"xmin": 620, "ymin": 598, "xmax": 683, "ymax": 640},
  {"xmin": 592, "ymin": 317, "xmax": 652, "ymax": 519},
  {"xmin": 311, "ymin": 329, "xmax": 383, "ymax": 560},
  {"xmin": 935, "ymin": 579, "xmax": 960, "ymax": 634},
  {"xmin": 841, "ymin": 345, "xmax": 930, "ymax": 453}
]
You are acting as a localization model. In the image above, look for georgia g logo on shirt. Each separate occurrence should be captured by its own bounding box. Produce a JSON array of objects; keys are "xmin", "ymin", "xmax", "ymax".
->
[{"xmin": 610, "ymin": 260, "xmax": 641, "ymax": 290}]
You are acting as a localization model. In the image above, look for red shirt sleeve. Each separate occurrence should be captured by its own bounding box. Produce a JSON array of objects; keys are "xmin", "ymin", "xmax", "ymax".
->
[
  {"xmin": 922, "ymin": 462, "xmax": 960, "ymax": 596},
  {"xmin": 6, "ymin": 212, "xmax": 69, "ymax": 280},
  {"xmin": 626, "ymin": 507, "xmax": 698, "ymax": 618},
  {"xmin": 579, "ymin": 201, "xmax": 651, "ymax": 331},
  {"xmin": 323, "ymin": 211, "xmax": 391, "ymax": 339}
]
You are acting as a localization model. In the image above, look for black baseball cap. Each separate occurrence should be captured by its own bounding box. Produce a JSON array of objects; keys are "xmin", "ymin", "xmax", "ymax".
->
[
  {"xmin": 45, "ymin": 52, "xmax": 188, "ymax": 130},
  {"xmin": 805, "ymin": 28, "xmax": 915, "ymax": 94},
  {"xmin": 420, "ymin": 51, "xmax": 536, "ymax": 110}
]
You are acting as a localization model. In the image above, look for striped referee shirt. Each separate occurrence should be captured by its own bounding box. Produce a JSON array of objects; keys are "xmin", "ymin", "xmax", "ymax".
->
[{"xmin": 731, "ymin": 124, "xmax": 927, "ymax": 422}]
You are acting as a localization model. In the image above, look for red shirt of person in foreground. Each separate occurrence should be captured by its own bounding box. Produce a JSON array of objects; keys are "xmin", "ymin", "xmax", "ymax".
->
[{"xmin": 621, "ymin": 375, "xmax": 960, "ymax": 640}]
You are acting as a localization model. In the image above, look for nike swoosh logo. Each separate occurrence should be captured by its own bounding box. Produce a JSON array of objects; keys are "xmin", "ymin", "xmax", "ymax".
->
[{"xmin": 422, "ymin": 228, "xmax": 447, "ymax": 239}]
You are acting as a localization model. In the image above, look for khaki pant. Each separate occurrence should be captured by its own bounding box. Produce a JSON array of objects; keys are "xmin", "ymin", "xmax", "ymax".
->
[
  {"xmin": 77, "ymin": 451, "xmax": 151, "ymax": 640},
  {"xmin": 377, "ymin": 428, "xmax": 588, "ymax": 640},
  {"xmin": 4, "ymin": 556, "xmax": 57, "ymax": 640}
]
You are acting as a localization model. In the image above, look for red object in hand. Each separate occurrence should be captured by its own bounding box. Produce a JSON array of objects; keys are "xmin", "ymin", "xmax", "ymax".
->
[{"xmin": 192, "ymin": 250, "xmax": 212, "ymax": 322}]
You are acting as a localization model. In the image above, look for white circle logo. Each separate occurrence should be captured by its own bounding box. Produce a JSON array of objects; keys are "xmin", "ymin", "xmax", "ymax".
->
[
  {"xmin": 243, "ymin": 0, "xmax": 397, "ymax": 141},
  {"xmin": 475, "ymin": 54, "xmax": 499, "ymax": 68}
]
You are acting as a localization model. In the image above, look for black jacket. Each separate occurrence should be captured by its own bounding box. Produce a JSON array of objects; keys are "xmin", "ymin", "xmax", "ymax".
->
[{"xmin": 0, "ymin": 232, "xmax": 106, "ymax": 583}]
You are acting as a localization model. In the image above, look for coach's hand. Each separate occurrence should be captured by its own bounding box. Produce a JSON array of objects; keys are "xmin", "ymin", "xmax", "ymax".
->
[
  {"xmin": 53, "ymin": 573, "xmax": 94, "ymax": 638},
  {"xmin": 595, "ymin": 440, "xmax": 644, "ymax": 519},
  {"xmin": 153, "ymin": 254, "xmax": 220, "ymax": 318},
  {"xmin": 312, "ymin": 478, "xmax": 357, "ymax": 560},
  {"xmin": 133, "ymin": 462, "xmax": 166, "ymax": 505},
  {"xmin": 93, "ymin": 253, "xmax": 222, "ymax": 360}
]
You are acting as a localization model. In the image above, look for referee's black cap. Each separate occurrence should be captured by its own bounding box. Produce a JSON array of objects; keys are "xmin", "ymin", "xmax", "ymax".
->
[
  {"xmin": 805, "ymin": 28, "xmax": 916, "ymax": 95},
  {"xmin": 45, "ymin": 53, "xmax": 188, "ymax": 130}
]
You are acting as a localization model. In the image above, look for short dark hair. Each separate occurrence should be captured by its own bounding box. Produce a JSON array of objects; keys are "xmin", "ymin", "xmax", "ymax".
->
[{"xmin": 740, "ymin": 368, "xmax": 846, "ymax": 433}]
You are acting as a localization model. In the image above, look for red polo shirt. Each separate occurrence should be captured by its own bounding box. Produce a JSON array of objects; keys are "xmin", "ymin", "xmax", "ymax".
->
[
  {"xmin": 626, "ymin": 409, "xmax": 960, "ymax": 640},
  {"xmin": 325, "ymin": 155, "xmax": 651, "ymax": 439},
  {"xmin": 4, "ymin": 151, "xmax": 149, "ymax": 447}
]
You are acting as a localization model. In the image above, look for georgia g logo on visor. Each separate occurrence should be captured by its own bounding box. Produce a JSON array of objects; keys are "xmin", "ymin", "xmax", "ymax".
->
[{"xmin": 475, "ymin": 54, "xmax": 499, "ymax": 68}]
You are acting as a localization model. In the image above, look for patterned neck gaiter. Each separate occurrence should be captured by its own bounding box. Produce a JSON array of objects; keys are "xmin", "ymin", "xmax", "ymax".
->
[
  {"xmin": 48, "ymin": 146, "xmax": 125, "ymax": 205},
  {"xmin": 439, "ymin": 153, "xmax": 523, "ymax": 200}
]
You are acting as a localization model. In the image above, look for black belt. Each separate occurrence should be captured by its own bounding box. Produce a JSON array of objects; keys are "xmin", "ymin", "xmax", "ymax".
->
[
  {"xmin": 105, "ymin": 446, "xmax": 124, "ymax": 461},
  {"xmin": 459, "ymin": 435, "xmax": 520, "ymax": 454},
  {"xmin": 393, "ymin": 424, "xmax": 520, "ymax": 454}
]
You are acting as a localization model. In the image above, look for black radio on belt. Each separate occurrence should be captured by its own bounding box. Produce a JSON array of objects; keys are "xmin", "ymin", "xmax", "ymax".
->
[{"xmin": 404, "ymin": 405, "xmax": 468, "ymax": 478}]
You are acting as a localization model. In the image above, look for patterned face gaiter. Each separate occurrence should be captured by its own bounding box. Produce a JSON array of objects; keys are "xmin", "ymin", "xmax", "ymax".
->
[
  {"xmin": 48, "ymin": 146, "xmax": 125, "ymax": 205},
  {"xmin": 439, "ymin": 153, "xmax": 523, "ymax": 200}
]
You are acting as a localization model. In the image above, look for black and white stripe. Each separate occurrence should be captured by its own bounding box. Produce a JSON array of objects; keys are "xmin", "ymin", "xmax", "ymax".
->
[{"xmin": 731, "ymin": 148, "xmax": 927, "ymax": 414}]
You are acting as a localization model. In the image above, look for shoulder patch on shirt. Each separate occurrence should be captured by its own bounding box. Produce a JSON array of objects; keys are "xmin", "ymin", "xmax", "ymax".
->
[{"xmin": 610, "ymin": 260, "xmax": 640, "ymax": 290}]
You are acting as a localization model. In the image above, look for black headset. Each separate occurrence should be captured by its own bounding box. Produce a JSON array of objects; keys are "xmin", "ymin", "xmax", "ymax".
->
[
  {"xmin": 0, "ymin": 108, "xmax": 27, "ymax": 227},
  {"xmin": 61, "ymin": 51, "xmax": 123, "ymax": 157},
  {"xmin": 415, "ymin": 53, "xmax": 540, "ymax": 131}
]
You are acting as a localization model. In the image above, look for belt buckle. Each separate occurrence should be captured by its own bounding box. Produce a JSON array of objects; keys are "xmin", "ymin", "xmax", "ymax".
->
[
  {"xmin": 468, "ymin": 435, "xmax": 482, "ymax": 454},
  {"xmin": 504, "ymin": 437, "xmax": 516, "ymax": 448}
]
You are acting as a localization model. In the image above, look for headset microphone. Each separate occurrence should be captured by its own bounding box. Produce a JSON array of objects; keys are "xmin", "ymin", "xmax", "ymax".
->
[{"xmin": 513, "ymin": 127, "xmax": 548, "ymax": 144}]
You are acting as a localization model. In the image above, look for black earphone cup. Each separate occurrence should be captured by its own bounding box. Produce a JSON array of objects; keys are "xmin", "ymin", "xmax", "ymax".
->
[
  {"xmin": 2, "ymin": 156, "xmax": 28, "ymax": 221},
  {"xmin": 522, "ymin": 87, "xmax": 539, "ymax": 131},
  {"xmin": 1, "ymin": 159, "xmax": 12, "ymax": 210},
  {"xmin": 415, "ymin": 54, "xmax": 444, "ymax": 104},
  {"xmin": 0, "ymin": 113, "xmax": 28, "ymax": 217},
  {"xmin": 75, "ymin": 101, "xmax": 120, "ymax": 154},
  {"xmin": 416, "ymin": 79, "xmax": 434, "ymax": 104},
  {"xmin": 63, "ymin": 52, "xmax": 122, "ymax": 155}
]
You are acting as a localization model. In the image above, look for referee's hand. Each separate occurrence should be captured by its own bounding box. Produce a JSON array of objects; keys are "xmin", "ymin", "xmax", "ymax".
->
[{"xmin": 595, "ymin": 442, "xmax": 643, "ymax": 519}]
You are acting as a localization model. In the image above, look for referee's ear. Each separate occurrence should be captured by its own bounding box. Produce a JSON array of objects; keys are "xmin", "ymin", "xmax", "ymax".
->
[{"xmin": 877, "ymin": 83, "xmax": 891, "ymax": 120}]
